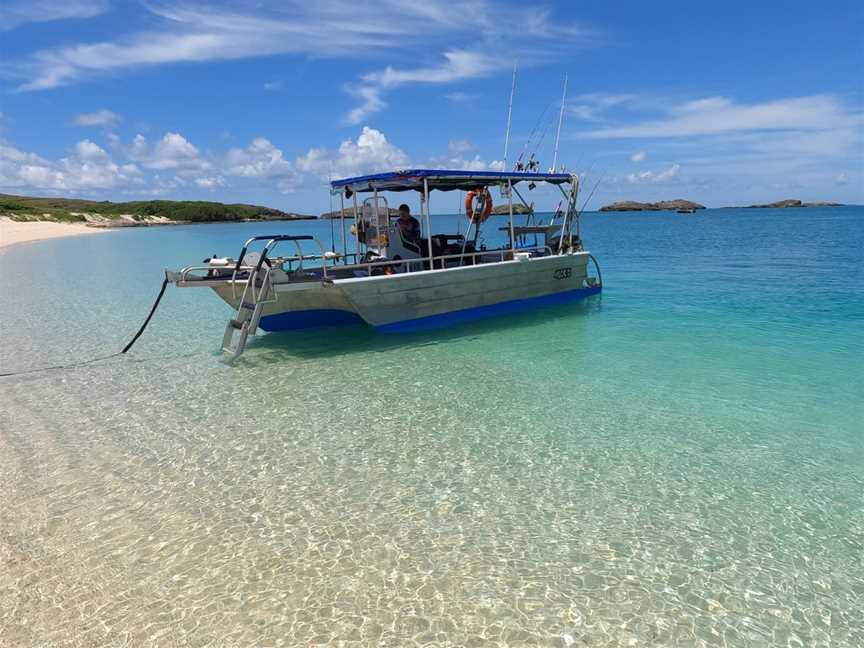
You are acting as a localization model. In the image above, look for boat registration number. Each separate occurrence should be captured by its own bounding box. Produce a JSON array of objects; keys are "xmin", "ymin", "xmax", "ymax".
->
[{"xmin": 553, "ymin": 267, "xmax": 572, "ymax": 280}]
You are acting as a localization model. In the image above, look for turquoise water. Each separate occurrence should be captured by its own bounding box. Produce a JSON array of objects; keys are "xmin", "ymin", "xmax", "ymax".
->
[{"xmin": 1, "ymin": 207, "xmax": 862, "ymax": 646}]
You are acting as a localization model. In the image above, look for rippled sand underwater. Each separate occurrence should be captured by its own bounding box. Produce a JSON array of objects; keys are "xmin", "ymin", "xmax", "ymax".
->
[{"xmin": 1, "ymin": 209, "xmax": 863, "ymax": 646}]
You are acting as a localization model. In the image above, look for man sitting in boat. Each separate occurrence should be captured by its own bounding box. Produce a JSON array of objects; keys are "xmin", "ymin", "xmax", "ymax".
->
[{"xmin": 396, "ymin": 204, "xmax": 421, "ymax": 248}]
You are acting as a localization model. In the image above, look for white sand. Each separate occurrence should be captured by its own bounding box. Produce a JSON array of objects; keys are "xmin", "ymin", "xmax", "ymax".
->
[{"xmin": 0, "ymin": 217, "xmax": 110, "ymax": 250}]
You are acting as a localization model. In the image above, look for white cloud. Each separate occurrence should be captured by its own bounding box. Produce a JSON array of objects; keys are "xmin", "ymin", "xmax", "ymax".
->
[
  {"xmin": 296, "ymin": 128, "xmax": 502, "ymax": 178},
  {"xmin": 363, "ymin": 50, "xmax": 501, "ymax": 89},
  {"xmin": 0, "ymin": 0, "xmax": 109, "ymax": 31},
  {"xmin": 569, "ymin": 94, "xmax": 640, "ymax": 123},
  {"xmin": 836, "ymin": 172, "xmax": 849, "ymax": 185},
  {"xmin": 194, "ymin": 176, "xmax": 225, "ymax": 189},
  {"xmin": 630, "ymin": 151, "xmax": 646, "ymax": 162},
  {"xmin": 626, "ymin": 163, "xmax": 680, "ymax": 184},
  {"xmin": 432, "ymin": 154, "xmax": 488, "ymax": 171},
  {"xmin": 3, "ymin": 1, "xmax": 588, "ymax": 93},
  {"xmin": 263, "ymin": 81, "xmax": 283, "ymax": 91},
  {"xmin": 0, "ymin": 138, "xmax": 141, "ymax": 191},
  {"xmin": 569, "ymin": 104, "xmax": 600, "ymax": 122},
  {"xmin": 583, "ymin": 95, "xmax": 859, "ymax": 139},
  {"xmin": 72, "ymin": 109, "xmax": 118, "ymax": 127},
  {"xmin": 128, "ymin": 132, "xmax": 210, "ymax": 173},
  {"xmin": 296, "ymin": 126, "xmax": 409, "ymax": 179},
  {"xmin": 225, "ymin": 137, "xmax": 297, "ymax": 191},
  {"xmin": 345, "ymin": 87, "xmax": 388, "ymax": 126},
  {"xmin": 573, "ymin": 93, "xmax": 639, "ymax": 107},
  {"xmin": 62, "ymin": 140, "xmax": 142, "ymax": 188},
  {"xmin": 346, "ymin": 49, "xmax": 506, "ymax": 124},
  {"xmin": 426, "ymin": 139, "xmax": 502, "ymax": 171},
  {"xmin": 0, "ymin": 142, "xmax": 61, "ymax": 189},
  {"xmin": 226, "ymin": 138, "xmax": 290, "ymax": 176},
  {"xmin": 447, "ymin": 140, "xmax": 475, "ymax": 155},
  {"xmin": 445, "ymin": 91, "xmax": 479, "ymax": 104}
]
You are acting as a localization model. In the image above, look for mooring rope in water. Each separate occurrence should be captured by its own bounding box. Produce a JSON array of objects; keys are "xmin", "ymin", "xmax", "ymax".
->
[
  {"xmin": 0, "ymin": 277, "xmax": 170, "ymax": 378},
  {"xmin": 121, "ymin": 277, "xmax": 169, "ymax": 354}
]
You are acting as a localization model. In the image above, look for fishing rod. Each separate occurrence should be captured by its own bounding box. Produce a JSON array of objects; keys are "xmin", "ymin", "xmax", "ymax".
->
[
  {"xmin": 578, "ymin": 173, "xmax": 605, "ymax": 216},
  {"xmin": 548, "ymin": 198, "xmax": 564, "ymax": 226},
  {"xmin": 502, "ymin": 64, "xmax": 517, "ymax": 169},
  {"xmin": 551, "ymin": 73, "xmax": 568, "ymax": 172},
  {"xmin": 515, "ymin": 99, "xmax": 555, "ymax": 170},
  {"xmin": 528, "ymin": 116, "xmax": 554, "ymax": 171}
]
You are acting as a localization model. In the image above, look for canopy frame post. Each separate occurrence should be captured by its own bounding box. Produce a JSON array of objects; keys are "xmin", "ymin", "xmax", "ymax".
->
[
  {"xmin": 507, "ymin": 179, "xmax": 515, "ymax": 254},
  {"xmin": 423, "ymin": 178, "xmax": 433, "ymax": 265},
  {"xmin": 511, "ymin": 186, "xmax": 533, "ymax": 215},
  {"xmin": 352, "ymin": 191, "xmax": 359, "ymax": 255},
  {"xmin": 339, "ymin": 192, "xmax": 347, "ymax": 262},
  {"xmin": 373, "ymin": 186, "xmax": 380, "ymax": 257},
  {"xmin": 573, "ymin": 175, "xmax": 581, "ymax": 245},
  {"xmin": 557, "ymin": 178, "xmax": 578, "ymax": 253}
]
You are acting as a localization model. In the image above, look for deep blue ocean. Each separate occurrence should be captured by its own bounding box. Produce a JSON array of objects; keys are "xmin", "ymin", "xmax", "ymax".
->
[{"xmin": 1, "ymin": 206, "xmax": 862, "ymax": 646}]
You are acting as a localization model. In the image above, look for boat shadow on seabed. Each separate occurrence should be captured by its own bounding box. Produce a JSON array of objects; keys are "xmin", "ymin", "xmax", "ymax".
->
[{"xmin": 233, "ymin": 294, "xmax": 604, "ymax": 363}]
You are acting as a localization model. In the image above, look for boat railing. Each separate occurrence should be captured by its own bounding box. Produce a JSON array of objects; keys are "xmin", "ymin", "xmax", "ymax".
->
[
  {"xmin": 332, "ymin": 244, "xmax": 556, "ymax": 276},
  {"xmin": 587, "ymin": 253, "xmax": 603, "ymax": 288},
  {"xmin": 230, "ymin": 235, "xmax": 329, "ymax": 301},
  {"xmin": 176, "ymin": 243, "xmax": 576, "ymax": 289},
  {"xmin": 173, "ymin": 264, "xmax": 249, "ymax": 284}
]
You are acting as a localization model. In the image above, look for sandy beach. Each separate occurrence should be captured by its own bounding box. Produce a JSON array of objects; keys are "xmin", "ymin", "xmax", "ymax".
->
[{"xmin": 0, "ymin": 217, "xmax": 110, "ymax": 250}]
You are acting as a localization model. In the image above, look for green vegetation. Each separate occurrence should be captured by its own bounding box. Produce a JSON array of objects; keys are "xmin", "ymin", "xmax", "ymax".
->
[{"xmin": 0, "ymin": 194, "xmax": 313, "ymax": 223}]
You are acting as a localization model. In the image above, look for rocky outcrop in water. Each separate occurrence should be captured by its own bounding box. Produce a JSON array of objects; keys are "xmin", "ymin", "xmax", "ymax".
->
[
  {"xmin": 319, "ymin": 207, "xmax": 401, "ymax": 219},
  {"xmin": 599, "ymin": 199, "xmax": 705, "ymax": 212},
  {"xmin": 745, "ymin": 199, "xmax": 844, "ymax": 208},
  {"xmin": 491, "ymin": 203, "xmax": 532, "ymax": 215}
]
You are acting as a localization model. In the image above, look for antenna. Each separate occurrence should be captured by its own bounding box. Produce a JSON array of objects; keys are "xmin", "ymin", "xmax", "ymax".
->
[
  {"xmin": 503, "ymin": 63, "xmax": 517, "ymax": 169},
  {"xmin": 551, "ymin": 73, "xmax": 568, "ymax": 172}
]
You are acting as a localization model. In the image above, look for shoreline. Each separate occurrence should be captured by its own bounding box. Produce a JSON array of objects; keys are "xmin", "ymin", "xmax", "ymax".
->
[
  {"xmin": 0, "ymin": 217, "xmax": 111, "ymax": 250},
  {"xmin": 0, "ymin": 216, "xmax": 316, "ymax": 251}
]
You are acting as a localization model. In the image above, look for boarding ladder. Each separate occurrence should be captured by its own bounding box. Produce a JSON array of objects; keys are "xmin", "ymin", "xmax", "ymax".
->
[{"xmin": 221, "ymin": 235, "xmax": 314, "ymax": 359}]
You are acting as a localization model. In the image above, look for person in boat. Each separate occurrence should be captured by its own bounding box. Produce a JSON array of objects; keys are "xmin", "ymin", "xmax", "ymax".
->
[{"xmin": 395, "ymin": 204, "xmax": 421, "ymax": 247}]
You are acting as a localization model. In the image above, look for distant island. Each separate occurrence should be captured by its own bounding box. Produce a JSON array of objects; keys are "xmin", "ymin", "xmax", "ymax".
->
[
  {"xmin": 741, "ymin": 199, "xmax": 844, "ymax": 208},
  {"xmin": 599, "ymin": 199, "xmax": 705, "ymax": 212},
  {"xmin": 599, "ymin": 198, "xmax": 846, "ymax": 212},
  {"xmin": 0, "ymin": 193, "xmax": 316, "ymax": 227}
]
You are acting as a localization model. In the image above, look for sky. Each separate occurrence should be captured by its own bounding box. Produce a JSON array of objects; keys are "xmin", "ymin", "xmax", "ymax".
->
[{"xmin": 0, "ymin": 0, "xmax": 862, "ymax": 212}]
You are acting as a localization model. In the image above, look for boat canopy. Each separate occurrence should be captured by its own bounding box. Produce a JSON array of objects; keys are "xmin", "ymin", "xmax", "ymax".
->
[{"xmin": 330, "ymin": 169, "xmax": 572, "ymax": 194}]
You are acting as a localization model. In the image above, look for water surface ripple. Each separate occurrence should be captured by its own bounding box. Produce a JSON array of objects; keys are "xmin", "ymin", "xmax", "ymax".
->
[{"xmin": 1, "ymin": 207, "xmax": 862, "ymax": 646}]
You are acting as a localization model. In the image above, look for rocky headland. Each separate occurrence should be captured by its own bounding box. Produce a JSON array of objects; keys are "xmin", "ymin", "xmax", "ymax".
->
[
  {"xmin": 0, "ymin": 194, "xmax": 316, "ymax": 227},
  {"xmin": 599, "ymin": 199, "xmax": 705, "ymax": 212}
]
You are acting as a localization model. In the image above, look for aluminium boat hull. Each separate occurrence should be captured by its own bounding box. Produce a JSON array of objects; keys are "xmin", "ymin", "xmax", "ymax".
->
[{"xmin": 212, "ymin": 252, "xmax": 600, "ymax": 333}]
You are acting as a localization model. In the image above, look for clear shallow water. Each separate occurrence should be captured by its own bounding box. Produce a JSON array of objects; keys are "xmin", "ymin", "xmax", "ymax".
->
[{"xmin": 0, "ymin": 207, "xmax": 862, "ymax": 647}]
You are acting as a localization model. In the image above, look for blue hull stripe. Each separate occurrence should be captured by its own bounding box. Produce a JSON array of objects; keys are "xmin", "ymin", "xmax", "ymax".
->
[
  {"xmin": 257, "ymin": 287, "xmax": 601, "ymax": 333},
  {"xmin": 376, "ymin": 286, "xmax": 602, "ymax": 333},
  {"xmin": 258, "ymin": 309, "xmax": 364, "ymax": 331}
]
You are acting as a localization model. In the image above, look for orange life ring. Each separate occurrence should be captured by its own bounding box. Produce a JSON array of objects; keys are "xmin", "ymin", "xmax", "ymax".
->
[{"xmin": 465, "ymin": 188, "xmax": 493, "ymax": 223}]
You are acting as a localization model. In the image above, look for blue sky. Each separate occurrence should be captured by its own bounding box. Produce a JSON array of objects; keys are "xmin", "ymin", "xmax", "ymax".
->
[{"xmin": 1, "ymin": 0, "xmax": 862, "ymax": 212}]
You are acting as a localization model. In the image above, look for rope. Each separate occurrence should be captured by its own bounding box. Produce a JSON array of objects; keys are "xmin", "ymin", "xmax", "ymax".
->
[
  {"xmin": 0, "ymin": 276, "xmax": 170, "ymax": 378},
  {"xmin": 122, "ymin": 277, "xmax": 169, "ymax": 353},
  {"xmin": 0, "ymin": 352, "xmax": 122, "ymax": 378}
]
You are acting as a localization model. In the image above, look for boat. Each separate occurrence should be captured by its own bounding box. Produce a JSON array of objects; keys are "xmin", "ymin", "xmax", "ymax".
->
[
  {"xmin": 677, "ymin": 208, "xmax": 696, "ymax": 214},
  {"xmin": 166, "ymin": 169, "xmax": 603, "ymax": 358}
]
